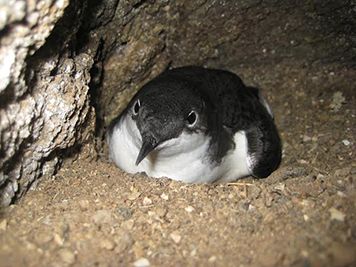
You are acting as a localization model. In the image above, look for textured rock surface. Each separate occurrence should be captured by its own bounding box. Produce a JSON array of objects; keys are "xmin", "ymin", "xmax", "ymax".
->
[
  {"xmin": 101, "ymin": 0, "xmax": 356, "ymax": 128},
  {"xmin": 0, "ymin": 0, "xmax": 97, "ymax": 206},
  {"xmin": 0, "ymin": 0, "xmax": 355, "ymax": 206}
]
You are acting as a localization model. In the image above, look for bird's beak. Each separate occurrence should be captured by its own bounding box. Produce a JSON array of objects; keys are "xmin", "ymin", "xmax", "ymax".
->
[{"xmin": 135, "ymin": 137, "xmax": 157, "ymax": 166}]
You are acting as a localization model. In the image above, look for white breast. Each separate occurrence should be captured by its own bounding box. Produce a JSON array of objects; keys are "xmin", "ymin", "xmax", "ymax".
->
[{"xmin": 108, "ymin": 115, "xmax": 252, "ymax": 183}]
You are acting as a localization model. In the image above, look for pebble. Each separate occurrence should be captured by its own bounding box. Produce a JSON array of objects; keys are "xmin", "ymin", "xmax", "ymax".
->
[
  {"xmin": 117, "ymin": 207, "xmax": 133, "ymax": 220},
  {"xmin": 274, "ymin": 183, "xmax": 285, "ymax": 192},
  {"xmin": 128, "ymin": 191, "xmax": 141, "ymax": 201},
  {"xmin": 170, "ymin": 231, "xmax": 181, "ymax": 244},
  {"xmin": 185, "ymin": 206, "xmax": 195, "ymax": 213},
  {"xmin": 160, "ymin": 193, "xmax": 169, "ymax": 200},
  {"xmin": 143, "ymin": 197, "xmax": 152, "ymax": 206},
  {"xmin": 54, "ymin": 233, "xmax": 64, "ymax": 246},
  {"xmin": 58, "ymin": 248, "xmax": 76, "ymax": 264},
  {"xmin": 329, "ymin": 207, "xmax": 346, "ymax": 222},
  {"xmin": 208, "ymin": 256, "xmax": 217, "ymax": 262},
  {"xmin": 133, "ymin": 257, "xmax": 150, "ymax": 267},
  {"xmin": 100, "ymin": 238, "xmax": 116, "ymax": 250},
  {"xmin": 302, "ymin": 135, "xmax": 312, "ymax": 142},
  {"xmin": 342, "ymin": 139, "xmax": 350, "ymax": 146}
]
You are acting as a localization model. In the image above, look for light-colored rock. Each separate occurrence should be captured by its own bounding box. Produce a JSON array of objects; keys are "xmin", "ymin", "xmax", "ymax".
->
[
  {"xmin": 170, "ymin": 231, "xmax": 182, "ymax": 244},
  {"xmin": 143, "ymin": 197, "xmax": 152, "ymax": 206},
  {"xmin": 329, "ymin": 207, "xmax": 346, "ymax": 222},
  {"xmin": 185, "ymin": 206, "xmax": 195, "ymax": 213},
  {"xmin": 133, "ymin": 257, "xmax": 150, "ymax": 267},
  {"xmin": 0, "ymin": 0, "xmax": 95, "ymax": 207},
  {"xmin": 100, "ymin": 238, "xmax": 116, "ymax": 250}
]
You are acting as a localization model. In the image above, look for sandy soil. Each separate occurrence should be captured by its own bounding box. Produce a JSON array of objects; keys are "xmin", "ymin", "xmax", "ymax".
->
[{"xmin": 0, "ymin": 62, "xmax": 355, "ymax": 267}]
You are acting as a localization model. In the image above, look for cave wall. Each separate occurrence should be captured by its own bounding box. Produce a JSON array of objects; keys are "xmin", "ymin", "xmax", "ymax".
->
[
  {"xmin": 0, "ymin": 0, "xmax": 98, "ymax": 206},
  {"xmin": 101, "ymin": 0, "xmax": 356, "ymax": 128},
  {"xmin": 0, "ymin": 0, "xmax": 355, "ymax": 206}
]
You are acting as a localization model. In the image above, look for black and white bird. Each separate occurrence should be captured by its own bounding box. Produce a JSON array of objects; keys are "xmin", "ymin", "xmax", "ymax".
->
[{"xmin": 107, "ymin": 66, "xmax": 281, "ymax": 183}]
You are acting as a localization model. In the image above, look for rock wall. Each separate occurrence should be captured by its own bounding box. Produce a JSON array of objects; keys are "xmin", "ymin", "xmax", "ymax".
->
[
  {"xmin": 0, "ymin": 0, "xmax": 97, "ymax": 206},
  {"xmin": 1, "ymin": 0, "xmax": 355, "ymax": 206}
]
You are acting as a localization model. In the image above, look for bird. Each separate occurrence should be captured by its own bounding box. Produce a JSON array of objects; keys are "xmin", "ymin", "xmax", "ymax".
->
[{"xmin": 107, "ymin": 66, "xmax": 282, "ymax": 183}]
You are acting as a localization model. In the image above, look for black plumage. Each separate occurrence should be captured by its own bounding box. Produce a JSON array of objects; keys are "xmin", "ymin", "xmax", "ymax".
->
[{"xmin": 109, "ymin": 66, "xmax": 282, "ymax": 180}]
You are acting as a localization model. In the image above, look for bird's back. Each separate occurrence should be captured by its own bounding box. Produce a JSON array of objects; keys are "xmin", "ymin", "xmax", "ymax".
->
[{"xmin": 159, "ymin": 67, "xmax": 282, "ymax": 178}]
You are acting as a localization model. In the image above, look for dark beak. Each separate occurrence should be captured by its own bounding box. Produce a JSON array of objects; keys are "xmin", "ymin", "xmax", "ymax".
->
[{"xmin": 135, "ymin": 137, "xmax": 157, "ymax": 166}]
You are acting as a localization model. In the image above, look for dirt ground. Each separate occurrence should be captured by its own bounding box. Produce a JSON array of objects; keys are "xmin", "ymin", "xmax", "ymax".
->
[{"xmin": 0, "ymin": 62, "xmax": 355, "ymax": 267}]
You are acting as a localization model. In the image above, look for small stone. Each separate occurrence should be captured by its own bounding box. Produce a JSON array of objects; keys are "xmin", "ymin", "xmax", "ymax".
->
[
  {"xmin": 298, "ymin": 159, "xmax": 308, "ymax": 164},
  {"xmin": 342, "ymin": 139, "xmax": 350, "ymax": 146},
  {"xmin": 208, "ymin": 256, "xmax": 217, "ymax": 262},
  {"xmin": 160, "ymin": 193, "xmax": 169, "ymax": 200},
  {"xmin": 92, "ymin": 209, "xmax": 113, "ymax": 225},
  {"xmin": 185, "ymin": 206, "xmax": 194, "ymax": 213},
  {"xmin": 133, "ymin": 257, "xmax": 150, "ymax": 267},
  {"xmin": 317, "ymin": 173, "xmax": 325, "ymax": 179},
  {"xmin": 117, "ymin": 207, "xmax": 133, "ymax": 220},
  {"xmin": 329, "ymin": 207, "xmax": 346, "ymax": 222},
  {"xmin": 100, "ymin": 238, "xmax": 116, "ymax": 250},
  {"xmin": 128, "ymin": 191, "xmax": 141, "ymax": 201},
  {"xmin": 274, "ymin": 183, "xmax": 285, "ymax": 192},
  {"xmin": 303, "ymin": 214, "xmax": 309, "ymax": 221},
  {"xmin": 0, "ymin": 219, "xmax": 7, "ymax": 231},
  {"xmin": 54, "ymin": 233, "xmax": 64, "ymax": 246},
  {"xmin": 302, "ymin": 135, "xmax": 312, "ymax": 142},
  {"xmin": 170, "ymin": 231, "xmax": 181, "ymax": 244},
  {"xmin": 58, "ymin": 248, "xmax": 76, "ymax": 264},
  {"xmin": 143, "ymin": 197, "xmax": 152, "ymax": 206}
]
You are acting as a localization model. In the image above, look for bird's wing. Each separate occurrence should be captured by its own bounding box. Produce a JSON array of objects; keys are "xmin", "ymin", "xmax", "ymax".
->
[{"xmin": 204, "ymin": 70, "xmax": 282, "ymax": 178}]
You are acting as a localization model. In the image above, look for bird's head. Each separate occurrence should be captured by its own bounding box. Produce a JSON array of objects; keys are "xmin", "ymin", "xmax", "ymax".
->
[{"xmin": 127, "ymin": 79, "xmax": 210, "ymax": 165}]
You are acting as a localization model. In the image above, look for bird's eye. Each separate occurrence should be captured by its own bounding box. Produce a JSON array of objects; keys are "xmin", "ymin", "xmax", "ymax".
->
[
  {"xmin": 186, "ymin": 111, "xmax": 197, "ymax": 126},
  {"xmin": 133, "ymin": 99, "xmax": 141, "ymax": 115}
]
